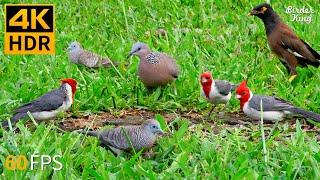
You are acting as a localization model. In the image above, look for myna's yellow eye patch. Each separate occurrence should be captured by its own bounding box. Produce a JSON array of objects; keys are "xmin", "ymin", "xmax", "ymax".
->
[{"xmin": 261, "ymin": 7, "xmax": 268, "ymax": 13}]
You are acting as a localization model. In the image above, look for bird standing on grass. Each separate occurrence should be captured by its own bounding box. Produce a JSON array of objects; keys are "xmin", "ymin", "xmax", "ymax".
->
[
  {"xmin": 249, "ymin": 3, "xmax": 320, "ymax": 82},
  {"xmin": 77, "ymin": 119, "xmax": 164, "ymax": 155},
  {"xmin": 200, "ymin": 72, "xmax": 237, "ymax": 116},
  {"xmin": 127, "ymin": 42, "xmax": 179, "ymax": 88},
  {"xmin": 2, "ymin": 78, "xmax": 78, "ymax": 128},
  {"xmin": 67, "ymin": 41, "xmax": 117, "ymax": 68},
  {"xmin": 235, "ymin": 80, "xmax": 320, "ymax": 122}
]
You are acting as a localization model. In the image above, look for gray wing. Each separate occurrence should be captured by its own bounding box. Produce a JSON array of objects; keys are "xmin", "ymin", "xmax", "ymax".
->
[
  {"xmin": 15, "ymin": 86, "xmax": 66, "ymax": 113},
  {"xmin": 79, "ymin": 50, "xmax": 111, "ymax": 68},
  {"xmin": 79, "ymin": 51, "xmax": 100, "ymax": 67},
  {"xmin": 249, "ymin": 95, "xmax": 293, "ymax": 111},
  {"xmin": 215, "ymin": 80, "xmax": 233, "ymax": 95},
  {"xmin": 98, "ymin": 127, "xmax": 132, "ymax": 150}
]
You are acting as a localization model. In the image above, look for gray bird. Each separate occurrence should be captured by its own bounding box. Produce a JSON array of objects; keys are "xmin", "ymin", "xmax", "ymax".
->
[
  {"xmin": 67, "ymin": 41, "xmax": 116, "ymax": 68},
  {"xmin": 127, "ymin": 42, "xmax": 179, "ymax": 88},
  {"xmin": 78, "ymin": 119, "xmax": 164, "ymax": 155}
]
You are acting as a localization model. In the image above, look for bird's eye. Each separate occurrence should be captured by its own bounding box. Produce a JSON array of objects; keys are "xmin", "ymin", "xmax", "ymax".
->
[
  {"xmin": 152, "ymin": 125, "xmax": 157, "ymax": 129},
  {"xmin": 138, "ymin": 47, "xmax": 141, "ymax": 51}
]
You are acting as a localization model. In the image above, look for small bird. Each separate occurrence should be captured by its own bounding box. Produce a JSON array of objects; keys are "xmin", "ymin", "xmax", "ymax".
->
[
  {"xmin": 77, "ymin": 119, "xmax": 164, "ymax": 155},
  {"xmin": 2, "ymin": 78, "xmax": 77, "ymax": 128},
  {"xmin": 127, "ymin": 42, "xmax": 179, "ymax": 88},
  {"xmin": 67, "ymin": 41, "xmax": 116, "ymax": 68},
  {"xmin": 235, "ymin": 80, "xmax": 320, "ymax": 122},
  {"xmin": 200, "ymin": 72, "xmax": 237, "ymax": 116},
  {"xmin": 249, "ymin": 3, "xmax": 320, "ymax": 82}
]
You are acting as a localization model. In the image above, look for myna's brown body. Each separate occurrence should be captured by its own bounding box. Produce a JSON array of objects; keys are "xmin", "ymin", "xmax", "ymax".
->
[{"xmin": 249, "ymin": 3, "xmax": 320, "ymax": 81}]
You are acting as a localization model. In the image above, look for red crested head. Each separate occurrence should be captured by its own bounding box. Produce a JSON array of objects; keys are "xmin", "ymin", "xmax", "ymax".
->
[
  {"xmin": 200, "ymin": 72, "xmax": 213, "ymax": 98},
  {"xmin": 200, "ymin": 72, "xmax": 213, "ymax": 86},
  {"xmin": 235, "ymin": 80, "xmax": 251, "ymax": 109},
  {"xmin": 61, "ymin": 78, "xmax": 77, "ymax": 96}
]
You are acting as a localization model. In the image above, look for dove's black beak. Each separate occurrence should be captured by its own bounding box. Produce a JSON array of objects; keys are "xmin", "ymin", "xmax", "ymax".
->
[
  {"xmin": 127, "ymin": 50, "xmax": 137, "ymax": 59},
  {"xmin": 126, "ymin": 53, "xmax": 133, "ymax": 59}
]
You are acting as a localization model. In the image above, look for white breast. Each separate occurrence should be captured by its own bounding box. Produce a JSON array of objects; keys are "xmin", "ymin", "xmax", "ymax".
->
[
  {"xmin": 242, "ymin": 102, "xmax": 285, "ymax": 121},
  {"xmin": 201, "ymin": 82, "xmax": 231, "ymax": 105}
]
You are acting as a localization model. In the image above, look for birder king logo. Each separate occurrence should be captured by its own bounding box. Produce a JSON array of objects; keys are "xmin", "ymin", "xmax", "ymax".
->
[
  {"xmin": 4, "ymin": 4, "xmax": 55, "ymax": 54},
  {"xmin": 285, "ymin": 6, "xmax": 314, "ymax": 24}
]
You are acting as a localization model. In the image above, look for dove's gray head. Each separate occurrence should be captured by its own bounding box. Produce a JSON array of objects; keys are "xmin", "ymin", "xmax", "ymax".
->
[
  {"xmin": 127, "ymin": 42, "xmax": 150, "ymax": 58},
  {"xmin": 143, "ymin": 119, "xmax": 164, "ymax": 135},
  {"xmin": 67, "ymin": 41, "xmax": 82, "ymax": 52}
]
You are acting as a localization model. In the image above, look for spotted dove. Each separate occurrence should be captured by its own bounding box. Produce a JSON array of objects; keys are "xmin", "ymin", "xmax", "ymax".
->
[{"xmin": 127, "ymin": 42, "xmax": 179, "ymax": 88}]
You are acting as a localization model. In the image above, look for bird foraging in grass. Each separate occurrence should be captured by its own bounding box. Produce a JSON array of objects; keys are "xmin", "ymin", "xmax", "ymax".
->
[
  {"xmin": 200, "ymin": 72, "xmax": 237, "ymax": 117},
  {"xmin": 127, "ymin": 42, "xmax": 179, "ymax": 88},
  {"xmin": 249, "ymin": 3, "xmax": 320, "ymax": 82},
  {"xmin": 67, "ymin": 41, "xmax": 118, "ymax": 68},
  {"xmin": 77, "ymin": 119, "xmax": 164, "ymax": 156},
  {"xmin": 235, "ymin": 80, "xmax": 320, "ymax": 122},
  {"xmin": 2, "ymin": 78, "xmax": 77, "ymax": 128}
]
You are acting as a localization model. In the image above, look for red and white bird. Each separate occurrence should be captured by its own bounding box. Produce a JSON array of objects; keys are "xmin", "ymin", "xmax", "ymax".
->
[
  {"xmin": 235, "ymin": 80, "xmax": 320, "ymax": 122},
  {"xmin": 200, "ymin": 72, "xmax": 237, "ymax": 116},
  {"xmin": 2, "ymin": 78, "xmax": 78, "ymax": 127}
]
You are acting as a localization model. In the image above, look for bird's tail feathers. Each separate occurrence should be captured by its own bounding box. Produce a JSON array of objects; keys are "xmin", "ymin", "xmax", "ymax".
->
[
  {"xmin": 291, "ymin": 108, "xmax": 320, "ymax": 122},
  {"xmin": 102, "ymin": 59, "xmax": 118, "ymax": 67},
  {"xmin": 297, "ymin": 56, "xmax": 320, "ymax": 67},
  {"xmin": 2, "ymin": 113, "xmax": 26, "ymax": 128},
  {"xmin": 301, "ymin": 40, "xmax": 320, "ymax": 60},
  {"xmin": 76, "ymin": 129, "xmax": 99, "ymax": 137}
]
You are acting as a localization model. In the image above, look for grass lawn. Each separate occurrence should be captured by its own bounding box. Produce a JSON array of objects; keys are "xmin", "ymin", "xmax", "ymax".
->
[{"xmin": 0, "ymin": 0, "xmax": 319, "ymax": 178}]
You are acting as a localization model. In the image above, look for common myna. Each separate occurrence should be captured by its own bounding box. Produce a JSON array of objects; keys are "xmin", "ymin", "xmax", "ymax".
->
[{"xmin": 249, "ymin": 3, "xmax": 320, "ymax": 82}]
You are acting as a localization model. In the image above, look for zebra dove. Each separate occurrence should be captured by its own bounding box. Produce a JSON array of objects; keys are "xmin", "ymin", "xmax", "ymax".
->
[
  {"xmin": 67, "ymin": 41, "xmax": 116, "ymax": 68},
  {"xmin": 78, "ymin": 119, "xmax": 164, "ymax": 155},
  {"xmin": 127, "ymin": 42, "xmax": 179, "ymax": 88}
]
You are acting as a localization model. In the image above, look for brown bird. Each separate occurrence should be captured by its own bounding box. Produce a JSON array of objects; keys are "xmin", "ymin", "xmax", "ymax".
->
[
  {"xmin": 127, "ymin": 42, "xmax": 179, "ymax": 88},
  {"xmin": 249, "ymin": 3, "xmax": 320, "ymax": 82}
]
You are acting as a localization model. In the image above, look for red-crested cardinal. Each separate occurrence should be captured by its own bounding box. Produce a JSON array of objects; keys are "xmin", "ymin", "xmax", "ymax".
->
[
  {"xmin": 200, "ymin": 72, "xmax": 237, "ymax": 116},
  {"xmin": 235, "ymin": 80, "xmax": 320, "ymax": 122},
  {"xmin": 2, "ymin": 78, "xmax": 77, "ymax": 127}
]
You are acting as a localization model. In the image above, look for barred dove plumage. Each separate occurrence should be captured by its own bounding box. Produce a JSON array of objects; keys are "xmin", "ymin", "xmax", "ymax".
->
[
  {"xmin": 78, "ymin": 119, "xmax": 164, "ymax": 155},
  {"xmin": 67, "ymin": 41, "xmax": 116, "ymax": 68},
  {"xmin": 127, "ymin": 42, "xmax": 179, "ymax": 88}
]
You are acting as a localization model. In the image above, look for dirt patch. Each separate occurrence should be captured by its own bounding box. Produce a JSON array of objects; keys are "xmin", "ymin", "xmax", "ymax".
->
[
  {"xmin": 60, "ymin": 109, "xmax": 252, "ymax": 131},
  {"xmin": 59, "ymin": 109, "xmax": 319, "ymax": 136}
]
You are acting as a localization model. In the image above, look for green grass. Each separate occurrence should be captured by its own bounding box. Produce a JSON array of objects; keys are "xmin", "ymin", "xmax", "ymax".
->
[{"xmin": 0, "ymin": 0, "xmax": 320, "ymax": 178}]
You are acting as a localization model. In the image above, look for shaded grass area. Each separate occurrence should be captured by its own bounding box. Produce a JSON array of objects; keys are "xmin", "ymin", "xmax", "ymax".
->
[{"xmin": 0, "ymin": 0, "xmax": 319, "ymax": 178}]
